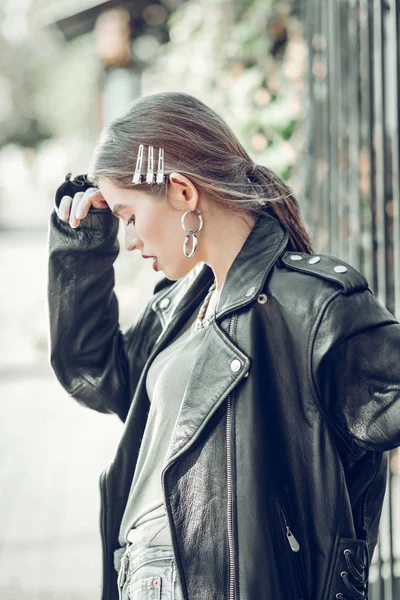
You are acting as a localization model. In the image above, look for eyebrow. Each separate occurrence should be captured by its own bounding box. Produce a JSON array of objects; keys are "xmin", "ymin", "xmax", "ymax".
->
[{"xmin": 112, "ymin": 203, "xmax": 130, "ymax": 216}]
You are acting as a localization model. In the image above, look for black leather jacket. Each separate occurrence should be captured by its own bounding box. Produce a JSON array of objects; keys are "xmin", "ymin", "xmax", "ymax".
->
[{"xmin": 48, "ymin": 175, "xmax": 400, "ymax": 600}]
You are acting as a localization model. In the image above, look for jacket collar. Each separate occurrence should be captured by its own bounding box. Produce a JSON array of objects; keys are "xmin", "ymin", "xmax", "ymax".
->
[{"xmin": 215, "ymin": 210, "xmax": 289, "ymax": 318}]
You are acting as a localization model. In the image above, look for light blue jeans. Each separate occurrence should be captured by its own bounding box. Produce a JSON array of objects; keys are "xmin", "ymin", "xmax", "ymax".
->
[{"xmin": 117, "ymin": 543, "xmax": 184, "ymax": 600}]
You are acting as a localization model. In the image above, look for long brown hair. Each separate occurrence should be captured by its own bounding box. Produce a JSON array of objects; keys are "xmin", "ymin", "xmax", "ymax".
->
[{"xmin": 88, "ymin": 92, "xmax": 314, "ymax": 253}]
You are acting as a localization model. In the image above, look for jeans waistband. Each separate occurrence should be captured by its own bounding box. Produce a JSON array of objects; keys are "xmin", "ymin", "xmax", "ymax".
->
[
  {"xmin": 126, "ymin": 543, "xmax": 175, "ymax": 571},
  {"xmin": 115, "ymin": 542, "xmax": 174, "ymax": 574}
]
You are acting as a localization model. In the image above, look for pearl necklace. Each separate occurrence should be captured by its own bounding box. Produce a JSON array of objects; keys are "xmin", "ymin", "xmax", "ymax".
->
[{"xmin": 192, "ymin": 280, "xmax": 219, "ymax": 334}]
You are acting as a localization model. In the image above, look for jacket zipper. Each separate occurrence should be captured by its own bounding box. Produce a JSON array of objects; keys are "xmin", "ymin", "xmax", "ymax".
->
[
  {"xmin": 226, "ymin": 314, "xmax": 236, "ymax": 600},
  {"xmin": 274, "ymin": 497, "xmax": 303, "ymax": 598},
  {"xmin": 99, "ymin": 470, "xmax": 107, "ymax": 600},
  {"xmin": 277, "ymin": 499, "xmax": 300, "ymax": 552},
  {"xmin": 160, "ymin": 311, "xmax": 241, "ymax": 600}
]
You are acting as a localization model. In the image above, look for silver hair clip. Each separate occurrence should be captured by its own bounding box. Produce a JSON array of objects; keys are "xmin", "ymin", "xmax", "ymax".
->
[
  {"xmin": 146, "ymin": 145, "xmax": 154, "ymax": 184},
  {"xmin": 132, "ymin": 144, "xmax": 144, "ymax": 184},
  {"xmin": 132, "ymin": 144, "xmax": 167, "ymax": 185},
  {"xmin": 156, "ymin": 148, "xmax": 164, "ymax": 184}
]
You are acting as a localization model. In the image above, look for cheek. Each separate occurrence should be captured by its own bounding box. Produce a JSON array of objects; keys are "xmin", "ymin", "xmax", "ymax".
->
[{"xmin": 155, "ymin": 219, "xmax": 183, "ymax": 248}]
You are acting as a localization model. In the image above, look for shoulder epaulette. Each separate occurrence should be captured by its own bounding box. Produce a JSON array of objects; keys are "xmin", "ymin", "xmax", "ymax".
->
[{"xmin": 280, "ymin": 251, "xmax": 369, "ymax": 295}]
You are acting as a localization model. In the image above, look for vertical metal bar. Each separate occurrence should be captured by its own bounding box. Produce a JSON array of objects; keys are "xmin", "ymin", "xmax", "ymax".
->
[
  {"xmin": 372, "ymin": 0, "xmax": 389, "ymax": 307},
  {"xmin": 388, "ymin": 456, "xmax": 395, "ymax": 599},
  {"xmin": 327, "ymin": 0, "xmax": 339, "ymax": 255},
  {"xmin": 347, "ymin": 0, "xmax": 362, "ymax": 269},
  {"xmin": 310, "ymin": 0, "xmax": 330, "ymax": 253},
  {"xmin": 338, "ymin": 0, "xmax": 348, "ymax": 261},
  {"xmin": 395, "ymin": 0, "xmax": 400, "ymax": 320},
  {"xmin": 383, "ymin": 2, "xmax": 397, "ymax": 593},
  {"xmin": 382, "ymin": 0, "xmax": 396, "ymax": 317},
  {"xmin": 380, "ymin": 528, "xmax": 386, "ymax": 600},
  {"xmin": 380, "ymin": 460, "xmax": 394, "ymax": 600},
  {"xmin": 303, "ymin": 0, "xmax": 316, "ymax": 234},
  {"xmin": 359, "ymin": 0, "xmax": 375, "ymax": 284},
  {"xmin": 319, "ymin": 0, "xmax": 330, "ymax": 253},
  {"xmin": 367, "ymin": 0, "xmax": 379, "ymax": 294},
  {"xmin": 387, "ymin": 0, "xmax": 400, "ymax": 320}
]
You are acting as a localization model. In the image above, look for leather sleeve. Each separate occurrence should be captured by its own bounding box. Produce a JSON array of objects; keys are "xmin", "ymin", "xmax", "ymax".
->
[
  {"xmin": 311, "ymin": 288, "xmax": 400, "ymax": 454},
  {"xmin": 47, "ymin": 177, "xmax": 163, "ymax": 423}
]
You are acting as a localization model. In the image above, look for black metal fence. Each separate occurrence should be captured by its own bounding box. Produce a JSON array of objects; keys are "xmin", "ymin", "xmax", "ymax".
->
[{"xmin": 300, "ymin": 0, "xmax": 400, "ymax": 598}]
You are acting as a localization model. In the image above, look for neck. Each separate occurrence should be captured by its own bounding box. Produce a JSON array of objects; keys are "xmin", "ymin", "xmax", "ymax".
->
[{"xmin": 196, "ymin": 205, "xmax": 257, "ymax": 291}]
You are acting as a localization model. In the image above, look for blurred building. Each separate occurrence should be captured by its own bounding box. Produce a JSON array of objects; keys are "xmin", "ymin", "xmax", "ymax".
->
[{"xmin": 39, "ymin": 0, "xmax": 183, "ymax": 127}]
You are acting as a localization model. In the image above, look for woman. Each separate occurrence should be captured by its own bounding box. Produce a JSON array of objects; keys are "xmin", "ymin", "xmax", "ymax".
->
[{"xmin": 48, "ymin": 92, "xmax": 400, "ymax": 600}]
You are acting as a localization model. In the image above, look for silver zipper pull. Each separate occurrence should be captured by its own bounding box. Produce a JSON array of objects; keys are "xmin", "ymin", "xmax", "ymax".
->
[{"xmin": 286, "ymin": 526, "xmax": 300, "ymax": 552}]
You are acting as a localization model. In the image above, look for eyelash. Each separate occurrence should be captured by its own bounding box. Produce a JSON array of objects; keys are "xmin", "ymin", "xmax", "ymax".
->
[{"xmin": 126, "ymin": 215, "xmax": 135, "ymax": 226}]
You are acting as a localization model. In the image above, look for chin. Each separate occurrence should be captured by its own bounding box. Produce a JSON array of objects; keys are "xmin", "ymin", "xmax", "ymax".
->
[{"xmin": 164, "ymin": 263, "xmax": 196, "ymax": 281}]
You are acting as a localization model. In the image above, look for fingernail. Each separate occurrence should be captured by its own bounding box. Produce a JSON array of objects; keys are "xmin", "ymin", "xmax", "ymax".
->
[{"xmin": 70, "ymin": 218, "xmax": 79, "ymax": 228}]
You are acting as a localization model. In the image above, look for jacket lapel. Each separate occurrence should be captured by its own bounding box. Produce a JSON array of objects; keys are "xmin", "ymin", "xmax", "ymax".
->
[{"xmin": 163, "ymin": 318, "xmax": 251, "ymax": 467}]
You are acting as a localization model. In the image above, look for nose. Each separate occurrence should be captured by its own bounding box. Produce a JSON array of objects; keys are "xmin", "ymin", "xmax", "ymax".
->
[{"xmin": 125, "ymin": 228, "xmax": 140, "ymax": 252}]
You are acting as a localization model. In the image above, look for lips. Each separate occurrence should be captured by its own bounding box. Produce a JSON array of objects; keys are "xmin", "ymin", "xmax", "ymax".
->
[{"xmin": 141, "ymin": 254, "xmax": 159, "ymax": 270}]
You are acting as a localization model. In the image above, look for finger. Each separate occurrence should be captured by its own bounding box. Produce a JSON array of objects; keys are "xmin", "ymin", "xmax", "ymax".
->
[
  {"xmin": 69, "ymin": 191, "xmax": 85, "ymax": 228},
  {"xmin": 58, "ymin": 195, "xmax": 72, "ymax": 220},
  {"xmin": 88, "ymin": 189, "xmax": 108, "ymax": 209},
  {"xmin": 75, "ymin": 188, "xmax": 104, "ymax": 219}
]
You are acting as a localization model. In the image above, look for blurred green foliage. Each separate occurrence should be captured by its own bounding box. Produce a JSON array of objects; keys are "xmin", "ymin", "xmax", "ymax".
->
[
  {"xmin": 142, "ymin": 0, "xmax": 306, "ymax": 180},
  {"xmin": 0, "ymin": 0, "xmax": 305, "ymax": 181}
]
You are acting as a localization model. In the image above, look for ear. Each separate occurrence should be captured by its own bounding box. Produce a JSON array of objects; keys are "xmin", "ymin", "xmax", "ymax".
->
[{"xmin": 168, "ymin": 172, "xmax": 199, "ymax": 211}]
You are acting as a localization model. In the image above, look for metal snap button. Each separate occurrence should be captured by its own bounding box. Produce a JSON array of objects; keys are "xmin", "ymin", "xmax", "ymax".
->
[
  {"xmin": 334, "ymin": 265, "xmax": 347, "ymax": 273},
  {"xmin": 308, "ymin": 256, "xmax": 321, "ymax": 264},
  {"xmin": 245, "ymin": 287, "xmax": 255, "ymax": 297},
  {"xmin": 257, "ymin": 293, "xmax": 268, "ymax": 304},
  {"xmin": 290, "ymin": 254, "xmax": 303, "ymax": 260},
  {"xmin": 152, "ymin": 577, "xmax": 160, "ymax": 587},
  {"xmin": 159, "ymin": 297, "xmax": 170, "ymax": 309},
  {"xmin": 231, "ymin": 359, "xmax": 242, "ymax": 373}
]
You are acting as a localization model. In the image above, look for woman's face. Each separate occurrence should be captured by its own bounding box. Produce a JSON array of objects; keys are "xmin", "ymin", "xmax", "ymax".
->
[{"xmin": 98, "ymin": 177, "xmax": 201, "ymax": 281}]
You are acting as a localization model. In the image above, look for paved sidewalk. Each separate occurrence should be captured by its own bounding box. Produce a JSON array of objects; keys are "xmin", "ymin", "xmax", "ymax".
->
[
  {"xmin": 0, "ymin": 371, "xmax": 122, "ymax": 600},
  {"xmin": 0, "ymin": 227, "xmax": 160, "ymax": 599}
]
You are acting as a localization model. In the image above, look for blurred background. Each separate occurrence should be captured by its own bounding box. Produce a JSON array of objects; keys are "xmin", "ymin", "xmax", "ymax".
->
[{"xmin": 0, "ymin": 0, "xmax": 398, "ymax": 598}]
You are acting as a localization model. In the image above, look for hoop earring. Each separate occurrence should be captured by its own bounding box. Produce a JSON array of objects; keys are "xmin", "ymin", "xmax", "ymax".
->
[{"xmin": 181, "ymin": 209, "xmax": 203, "ymax": 258}]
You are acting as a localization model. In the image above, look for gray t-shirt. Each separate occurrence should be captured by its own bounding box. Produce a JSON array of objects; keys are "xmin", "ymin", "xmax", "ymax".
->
[{"xmin": 118, "ymin": 286, "xmax": 220, "ymax": 548}]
